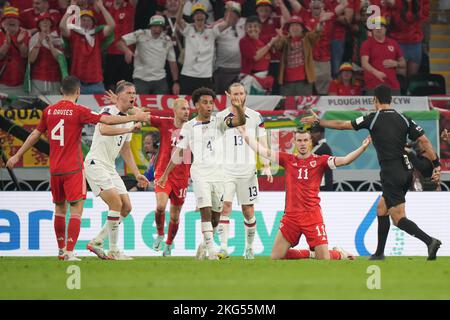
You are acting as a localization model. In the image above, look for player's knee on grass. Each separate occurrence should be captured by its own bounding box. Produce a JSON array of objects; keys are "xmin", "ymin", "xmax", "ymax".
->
[{"xmin": 314, "ymin": 246, "xmax": 331, "ymax": 260}]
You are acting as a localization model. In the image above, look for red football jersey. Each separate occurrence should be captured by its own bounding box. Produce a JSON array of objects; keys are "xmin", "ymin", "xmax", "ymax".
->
[
  {"xmin": 150, "ymin": 116, "xmax": 190, "ymax": 181},
  {"xmin": 104, "ymin": 0, "xmax": 136, "ymax": 55},
  {"xmin": 278, "ymin": 152, "xmax": 336, "ymax": 218},
  {"xmin": 37, "ymin": 100, "xmax": 102, "ymax": 175}
]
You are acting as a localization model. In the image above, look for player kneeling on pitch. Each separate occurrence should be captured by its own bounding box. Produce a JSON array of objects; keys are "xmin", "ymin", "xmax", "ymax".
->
[
  {"xmin": 238, "ymin": 126, "xmax": 371, "ymax": 260},
  {"xmin": 85, "ymin": 81, "xmax": 149, "ymax": 260}
]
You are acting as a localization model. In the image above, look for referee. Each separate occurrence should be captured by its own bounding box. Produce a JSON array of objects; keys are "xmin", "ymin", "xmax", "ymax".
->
[{"xmin": 302, "ymin": 85, "xmax": 442, "ymax": 260}]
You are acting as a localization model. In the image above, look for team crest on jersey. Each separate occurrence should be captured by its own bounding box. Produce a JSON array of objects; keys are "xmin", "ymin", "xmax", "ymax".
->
[
  {"xmin": 119, "ymin": 13, "xmax": 125, "ymax": 20},
  {"xmin": 310, "ymin": 161, "xmax": 317, "ymax": 168},
  {"xmin": 388, "ymin": 45, "xmax": 394, "ymax": 52}
]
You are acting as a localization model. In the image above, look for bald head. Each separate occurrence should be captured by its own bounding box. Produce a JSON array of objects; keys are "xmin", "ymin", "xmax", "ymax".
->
[{"xmin": 172, "ymin": 98, "xmax": 190, "ymax": 122}]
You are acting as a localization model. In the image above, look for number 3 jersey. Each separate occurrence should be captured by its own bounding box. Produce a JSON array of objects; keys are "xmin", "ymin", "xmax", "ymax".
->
[
  {"xmin": 150, "ymin": 116, "xmax": 190, "ymax": 181},
  {"xmin": 84, "ymin": 105, "xmax": 134, "ymax": 172},
  {"xmin": 278, "ymin": 152, "xmax": 336, "ymax": 219},
  {"xmin": 37, "ymin": 100, "xmax": 102, "ymax": 175}
]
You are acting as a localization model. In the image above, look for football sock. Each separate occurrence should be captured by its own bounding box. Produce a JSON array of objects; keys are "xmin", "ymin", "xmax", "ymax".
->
[
  {"xmin": 106, "ymin": 210, "xmax": 121, "ymax": 251},
  {"xmin": 397, "ymin": 217, "xmax": 432, "ymax": 246},
  {"xmin": 201, "ymin": 221, "xmax": 215, "ymax": 255},
  {"xmin": 284, "ymin": 249, "xmax": 311, "ymax": 259},
  {"xmin": 244, "ymin": 216, "xmax": 256, "ymax": 249},
  {"xmin": 54, "ymin": 214, "xmax": 66, "ymax": 250},
  {"xmin": 155, "ymin": 210, "xmax": 165, "ymax": 236},
  {"xmin": 66, "ymin": 214, "xmax": 81, "ymax": 252},
  {"xmin": 218, "ymin": 215, "xmax": 230, "ymax": 251},
  {"xmin": 94, "ymin": 216, "xmax": 122, "ymax": 243},
  {"xmin": 374, "ymin": 215, "xmax": 390, "ymax": 256},
  {"xmin": 166, "ymin": 220, "xmax": 179, "ymax": 245},
  {"xmin": 329, "ymin": 250, "xmax": 342, "ymax": 260}
]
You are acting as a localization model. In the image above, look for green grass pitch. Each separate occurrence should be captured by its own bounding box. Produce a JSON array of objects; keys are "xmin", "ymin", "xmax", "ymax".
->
[{"xmin": 1, "ymin": 256, "xmax": 449, "ymax": 299}]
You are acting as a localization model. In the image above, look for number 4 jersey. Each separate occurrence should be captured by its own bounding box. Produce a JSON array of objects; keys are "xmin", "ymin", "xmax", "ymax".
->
[
  {"xmin": 84, "ymin": 105, "xmax": 134, "ymax": 172},
  {"xmin": 37, "ymin": 100, "xmax": 102, "ymax": 176}
]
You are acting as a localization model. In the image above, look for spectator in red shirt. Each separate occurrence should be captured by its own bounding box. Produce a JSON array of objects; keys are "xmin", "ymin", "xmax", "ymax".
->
[
  {"xmin": 103, "ymin": 0, "xmax": 136, "ymax": 91},
  {"xmin": 360, "ymin": 16, "xmax": 406, "ymax": 95},
  {"xmin": 21, "ymin": 0, "xmax": 62, "ymax": 34},
  {"xmin": 28, "ymin": 13, "xmax": 65, "ymax": 94},
  {"xmin": 274, "ymin": 13, "xmax": 333, "ymax": 96},
  {"xmin": 328, "ymin": 62, "xmax": 362, "ymax": 95},
  {"xmin": 59, "ymin": 0, "xmax": 115, "ymax": 94},
  {"xmin": 239, "ymin": 15, "xmax": 277, "ymax": 94},
  {"xmin": 0, "ymin": 6, "xmax": 29, "ymax": 96},
  {"xmin": 389, "ymin": 0, "xmax": 429, "ymax": 77}
]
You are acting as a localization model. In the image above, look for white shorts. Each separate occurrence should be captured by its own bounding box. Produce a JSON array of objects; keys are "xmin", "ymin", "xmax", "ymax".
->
[
  {"xmin": 224, "ymin": 174, "xmax": 259, "ymax": 205},
  {"xmin": 85, "ymin": 160, "xmax": 128, "ymax": 196},
  {"xmin": 192, "ymin": 179, "xmax": 224, "ymax": 212}
]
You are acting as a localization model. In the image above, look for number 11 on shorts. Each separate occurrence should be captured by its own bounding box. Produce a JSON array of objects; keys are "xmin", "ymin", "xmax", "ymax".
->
[{"xmin": 316, "ymin": 225, "xmax": 327, "ymax": 240}]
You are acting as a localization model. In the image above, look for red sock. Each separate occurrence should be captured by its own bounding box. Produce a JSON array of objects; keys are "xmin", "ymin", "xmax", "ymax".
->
[
  {"xmin": 66, "ymin": 215, "xmax": 81, "ymax": 252},
  {"xmin": 166, "ymin": 221, "xmax": 179, "ymax": 245},
  {"xmin": 284, "ymin": 249, "xmax": 311, "ymax": 259},
  {"xmin": 155, "ymin": 211, "xmax": 165, "ymax": 236},
  {"xmin": 54, "ymin": 214, "xmax": 66, "ymax": 249},
  {"xmin": 329, "ymin": 250, "xmax": 342, "ymax": 260}
]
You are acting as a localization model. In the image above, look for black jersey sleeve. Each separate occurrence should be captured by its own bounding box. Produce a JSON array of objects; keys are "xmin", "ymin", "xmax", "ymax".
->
[
  {"xmin": 407, "ymin": 118, "xmax": 425, "ymax": 141},
  {"xmin": 351, "ymin": 113, "xmax": 375, "ymax": 131}
]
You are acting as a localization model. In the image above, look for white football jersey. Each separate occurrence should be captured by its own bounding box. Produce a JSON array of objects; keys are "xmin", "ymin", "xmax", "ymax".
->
[
  {"xmin": 216, "ymin": 107, "xmax": 266, "ymax": 178},
  {"xmin": 177, "ymin": 115, "xmax": 229, "ymax": 182},
  {"xmin": 85, "ymin": 105, "xmax": 134, "ymax": 172}
]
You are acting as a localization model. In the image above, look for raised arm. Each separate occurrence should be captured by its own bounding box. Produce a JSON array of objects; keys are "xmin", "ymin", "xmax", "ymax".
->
[
  {"xmin": 94, "ymin": 0, "xmax": 115, "ymax": 36},
  {"xmin": 225, "ymin": 92, "xmax": 246, "ymax": 127},
  {"xmin": 334, "ymin": 137, "xmax": 371, "ymax": 167},
  {"xmin": 176, "ymin": 0, "xmax": 187, "ymax": 31},
  {"xmin": 237, "ymin": 126, "xmax": 278, "ymax": 163},
  {"xmin": 59, "ymin": 8, "xmax": 72, "ymax": 38},
  {"xmin": 258, "ymin": 134, "xmax": 274, "ymax": 182},
  {"xmin": 100, "ymin": 108, "xmax": 150, "ymax": 125}
]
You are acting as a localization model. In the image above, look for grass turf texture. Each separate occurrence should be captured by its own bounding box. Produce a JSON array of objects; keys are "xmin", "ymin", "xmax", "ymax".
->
[{"xmin": 1, "ymin": 256, "xmax": 449, "ymax": 299}]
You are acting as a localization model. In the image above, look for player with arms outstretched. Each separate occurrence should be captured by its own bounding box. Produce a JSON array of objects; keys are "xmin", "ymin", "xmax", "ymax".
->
[
  {"xmin": 151, "ymin": 98, "xmax": 191, "ymax": 256},
  {"xmin": 157, "ymin": 87, "xmax": 246, "ymax": 260},
  {"xmin": 6, "ymin": 76, "xmax": 150, "ymax": 261},
  {"xmin": 216, "ymin": 82, "xmax": 273, "ymax": 259},
  {"xmin": 85, "ymin": 81, "xmax": 149, "ymax": 260},
  {"xmin": 238, "ymin": 126, "xmax": 370, "ymax": 260}
]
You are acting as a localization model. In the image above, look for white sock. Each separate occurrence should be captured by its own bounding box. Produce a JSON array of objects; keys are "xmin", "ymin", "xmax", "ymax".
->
[
  {"xmin": 218, "ymin": 215, "xmax": 230, "ymax": 251},
  {"xmin": 107, "ymin": 210, "xmax": 121, "ymax": 251},
  {"xmin": 94, "ymin": 215, "xmax": 123, "ymax": 243},
  {"xmin": 201, "ymin": 221, "xmax": 215, "ymax": 255},
  {"xmin": 244, "ymin": 216, "xmax": 256, "ymax": 249},
  {"xmin": 310, "ymin": 251, "xmax": 316, "ymax": 259}
]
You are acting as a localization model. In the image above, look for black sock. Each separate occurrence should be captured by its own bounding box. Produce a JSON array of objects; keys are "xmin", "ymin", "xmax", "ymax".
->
[
  {"xmin": 397, "ymin": 217, "xmax": 432, "ymax": 246},
  {"xmin": 374, "ymin": 215, "xmax": 390, "ymax": 256}
]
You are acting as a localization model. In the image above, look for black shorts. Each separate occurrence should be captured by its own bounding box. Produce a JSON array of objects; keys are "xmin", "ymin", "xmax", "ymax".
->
[{"xmin": 380, "ymin": 159, "xmax": 413, "ymax": 209}]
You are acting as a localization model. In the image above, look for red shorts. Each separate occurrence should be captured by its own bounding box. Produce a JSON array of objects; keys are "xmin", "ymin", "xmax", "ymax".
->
[
  {"xmin": 280, "ymin": 214, "xmax": 328, "ymax": 250},
  {"xmin": 154, "ymin": 176, "xmax": 189, "ymax": 206},
  {"xmin": 50, "ymin": 170, "xmax": 87, "ymax": 204}
]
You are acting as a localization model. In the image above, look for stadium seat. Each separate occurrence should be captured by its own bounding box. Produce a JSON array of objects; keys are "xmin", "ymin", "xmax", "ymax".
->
[{"xmin": 407, "ymin": 73, "xmax": 447, "ymax": 96}]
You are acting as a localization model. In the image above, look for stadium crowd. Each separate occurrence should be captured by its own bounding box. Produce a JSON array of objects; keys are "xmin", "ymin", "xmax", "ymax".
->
[{"xmin": 0, "ymin": 0, "xmax": 434, "ymax": 97}]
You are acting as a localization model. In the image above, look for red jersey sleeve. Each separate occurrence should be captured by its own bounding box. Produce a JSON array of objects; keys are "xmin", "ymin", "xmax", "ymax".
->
[
  {"xmin": 78, "ymin": 105, "xmax": 102, "ymax": 125},
  {"xmin": 360, "ymin": 39, "xmax": 370, "ymax": 58},
  {"xmin": 150, "ymin": 115, "xmax": 164, "ymax": 128},
  {"xmin": 37, "ymin": 108, "xmax": 48, "ymax": 133},
  {"xmin": 278, "ymin": 152, "xmax": 289, "ymax": 168},
  {"xmin": 321, "ymin": 154, "xmax": 337, "ymax": 170}
]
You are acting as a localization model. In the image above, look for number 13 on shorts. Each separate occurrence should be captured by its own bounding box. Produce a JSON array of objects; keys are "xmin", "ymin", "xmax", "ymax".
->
[{"xmin": 316, "ymin": 224, "xmax": 327, "ymax": 241}]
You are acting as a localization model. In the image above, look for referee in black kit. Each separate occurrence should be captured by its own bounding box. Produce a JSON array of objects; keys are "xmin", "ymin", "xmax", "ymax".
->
[{"xmin": 302, "ymin": 85, "xmax": 442, "ymax": 260}]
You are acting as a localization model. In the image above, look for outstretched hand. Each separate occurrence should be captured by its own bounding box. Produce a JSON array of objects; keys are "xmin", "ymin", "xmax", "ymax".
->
[
  {"xmin": 300, "ymin": 109, "xmax": 320, "ymax": 125},
  {"xmin": 361, "ymin": 136, "xmax": 372, "ymax": 150}
]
